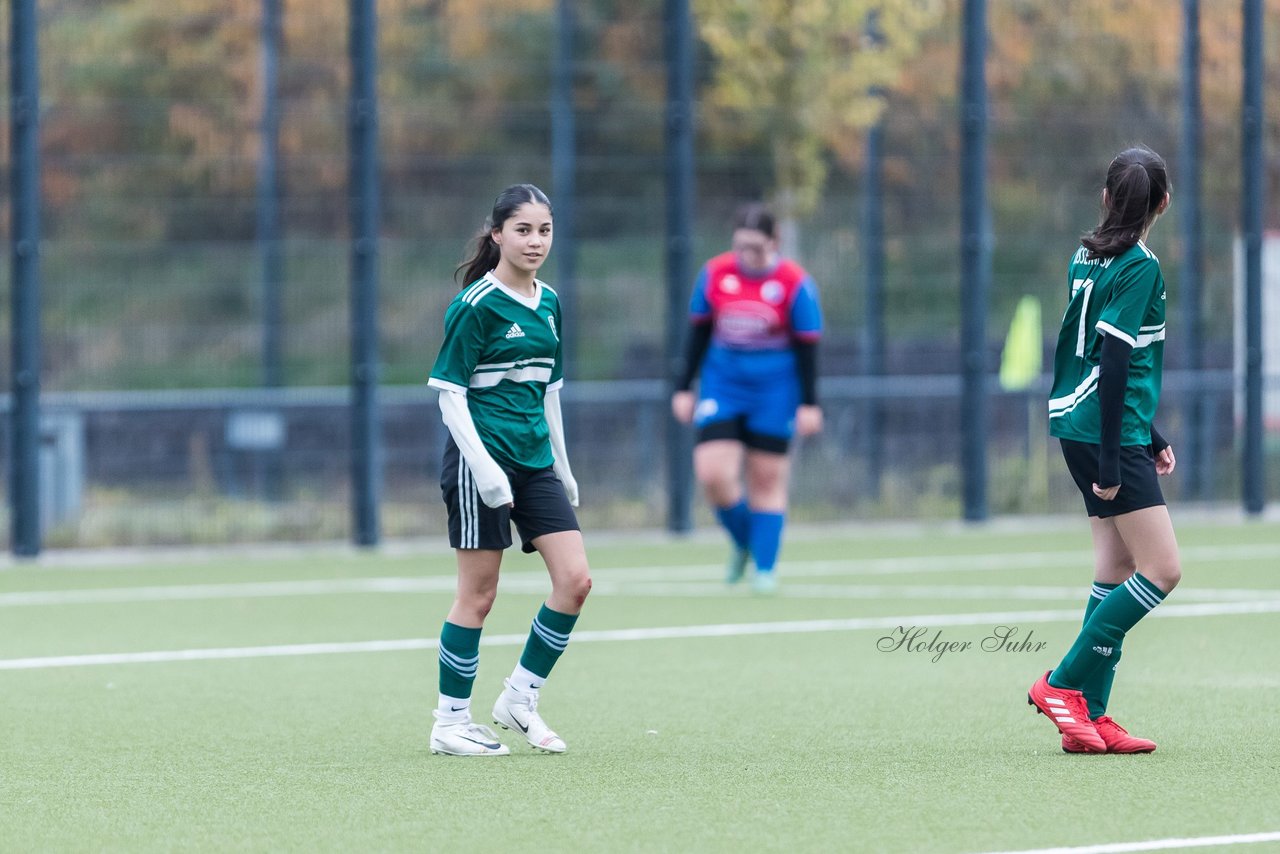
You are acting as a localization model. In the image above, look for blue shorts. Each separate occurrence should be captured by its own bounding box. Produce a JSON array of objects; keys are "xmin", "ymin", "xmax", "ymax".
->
[{"xmin": 694, "ymin": 365, "xmax": 800, "ymax": 453}]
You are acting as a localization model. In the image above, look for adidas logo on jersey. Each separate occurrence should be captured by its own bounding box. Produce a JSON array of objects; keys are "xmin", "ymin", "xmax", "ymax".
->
[
  {"xmin": 1092, "ymin": 645, "xmax": 1113, "ymax": 657},
  {"xmin": 505, "ymin": 323, "xmax": 525, "ymax": 339}
]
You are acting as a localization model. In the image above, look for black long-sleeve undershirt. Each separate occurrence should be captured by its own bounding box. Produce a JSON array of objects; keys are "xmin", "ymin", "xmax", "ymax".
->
[
  {"xmin": 1096, "ymin": 333, "xmax": 1133, "ymax": 488},
  {"xmin": 793, "ymin": 339, "xmax": 818, "ymax": 406},
  {"xmin": 675, "ymin": 322, "xmax": 712, "ymax": 391}
]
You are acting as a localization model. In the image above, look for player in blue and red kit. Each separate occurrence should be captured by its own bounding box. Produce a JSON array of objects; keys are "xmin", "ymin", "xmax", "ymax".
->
[{"xmin": 672, "ymin": 203, "xmax": 824, "ymax": 592}]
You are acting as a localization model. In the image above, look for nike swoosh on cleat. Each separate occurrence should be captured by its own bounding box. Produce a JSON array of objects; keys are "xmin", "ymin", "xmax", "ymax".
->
[
  {"xmin": 501, "ymin": 715, "xmax": 529, "ymax": 734},
  {"xmin": 459, "ymin": 736, "xmax": 500, "ymax": 749}
]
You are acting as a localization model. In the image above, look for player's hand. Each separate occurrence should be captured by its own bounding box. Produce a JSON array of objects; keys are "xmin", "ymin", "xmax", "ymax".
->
[
  {"xmin": 795, "ymin": 404, "xmax": 824, "ymax": 437},
  {"xmin": 1091, "ymin": 483, "xmax": 1120, "ymax": 501},
  {"xmin": 1155, "ymin": 445, "xmax": 1176, "ymax": 476},
  {"xmin": 477, "ymin": 476, "xmax": 515, "ymax": 509},
  {"xmin": 671, "ymin": 390, "xmax": 696, "ymax": 424},
  {"xmin": 561, "ymin": 472, "xmax": 580, "ymax": 508}
]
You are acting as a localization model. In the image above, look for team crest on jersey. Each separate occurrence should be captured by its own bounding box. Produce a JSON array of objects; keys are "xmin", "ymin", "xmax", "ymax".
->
[
  {"xmin": 720, "ymin": 275, "xmax": 741, "ymax": 294},
  {"xmin": 760, "ymin": 280, "xmax": 785, "ymax": 304},
  {"xmin": 547, "ymin": 314, "xmax": 559, "ymax": 341}
]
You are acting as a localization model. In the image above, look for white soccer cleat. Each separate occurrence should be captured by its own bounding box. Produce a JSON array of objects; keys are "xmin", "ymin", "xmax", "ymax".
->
[
  {"xmin": 430, "ymin": 712, "xmax": 511, "ymax": 756},
  {"xmin": 492, "ymin": 680, "xmax": 567, "ymax": 754},
  {"xmin": 752, "ymin": 571, "xmax": 779, "ymax": 594}
]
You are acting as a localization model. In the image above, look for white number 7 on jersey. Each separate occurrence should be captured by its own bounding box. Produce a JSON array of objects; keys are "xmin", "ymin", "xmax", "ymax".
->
[{"xmin": 1071, "ymin": 278, "xmax": 1094, "ymax": 358}]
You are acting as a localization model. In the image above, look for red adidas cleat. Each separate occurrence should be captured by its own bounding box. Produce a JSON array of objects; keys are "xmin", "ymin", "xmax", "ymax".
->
[
  {"xmin": 1062, "ymin": 716, "xmax": 1156, "ymax": 754},
  {"xmin": 1027, "ymin": 670, "xmax": 1106, "ymax": 753}
]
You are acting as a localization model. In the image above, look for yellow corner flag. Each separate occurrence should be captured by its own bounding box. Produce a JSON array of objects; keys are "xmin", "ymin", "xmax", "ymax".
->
[{"xmin": 999, "ymin": 295, "xmax": 1043, "ymax": 391}]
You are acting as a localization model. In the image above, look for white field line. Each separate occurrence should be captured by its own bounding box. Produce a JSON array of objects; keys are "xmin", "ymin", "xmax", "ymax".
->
[
  {"xmin": 4, "ymin": 540, "xmax": 1278, "ymax": 608},
  {"xmin": 974, "ymin": 829, "xmax": 1280, "ymax": 853},
  {"xmin": 4, "ymin": 598, "xmax": 1280, "ymax": 671},
  {"xmin": 2, "ymin": 574, "xmax": 1276, "ymax": 608}
]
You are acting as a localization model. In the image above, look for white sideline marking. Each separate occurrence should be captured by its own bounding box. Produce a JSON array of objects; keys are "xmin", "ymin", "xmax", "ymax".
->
[
  {"xmin": 4, "ymin": 598, "xmax": 1280, "ymax": 671},
  {"xmin": 2, "ymin": 575, "xmax": 1276, "ymax": 608},
  {"xmin": 6, "ymin": 539, "xmax": 1280, "ymax": 609},
  {"xmin": 975, "ymin": 829, "xmax": 1280, "ymax": 853}
]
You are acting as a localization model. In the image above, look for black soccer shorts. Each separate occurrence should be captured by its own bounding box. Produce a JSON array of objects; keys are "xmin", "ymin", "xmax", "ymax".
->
[
  {"xmin": 440, "ymin": 437, "xmax": 579, "ymax": 552},
  {"xmin": 1060, "ymin": 438, "xmax": 1166, "ymax": 519}
]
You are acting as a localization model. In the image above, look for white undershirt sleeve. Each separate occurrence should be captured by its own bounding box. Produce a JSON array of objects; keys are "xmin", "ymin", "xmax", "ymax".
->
[
  {"xmin": 437, "ymin": 390, "xmax": 513, "ymax": 508},
  {"xmin": 544, "ymin": 388, "xmax": 579, "ymax": 507}
]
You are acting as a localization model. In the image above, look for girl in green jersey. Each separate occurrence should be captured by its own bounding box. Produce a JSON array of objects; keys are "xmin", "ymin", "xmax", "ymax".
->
[{"xmin": 1028, "ymin": 147, "xmax": 1181, "ymax": 754}]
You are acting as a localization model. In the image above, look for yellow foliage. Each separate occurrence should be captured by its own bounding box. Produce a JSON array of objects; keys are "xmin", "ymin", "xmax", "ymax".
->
[{"xmin": 695, "ymin": 0, "xmax": 944, "ymax": 218}]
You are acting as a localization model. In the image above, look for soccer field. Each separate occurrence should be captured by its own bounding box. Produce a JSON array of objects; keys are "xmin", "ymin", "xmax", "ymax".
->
[{"xmin": 4, "ymin": 519, "xmax": 1280, "ymax": 853}]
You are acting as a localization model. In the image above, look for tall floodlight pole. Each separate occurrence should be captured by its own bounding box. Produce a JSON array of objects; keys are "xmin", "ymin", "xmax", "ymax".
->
[
  {"xmin": 1180, "ymin": 0, "xmax": 1207, "ymax": 499},
  {"xmin": 259, "ymin": 0, "xmax": 284, "ymax": 390},
  {"xmin": 551, "ymin": 0, "xmax": 578, "ymax": 377},
  {"xmin": 9, "ymin": 0, "xmax": 43, "ymax": 556},
  {"xmin": 664, "ymin": 0, "xmax": 696, "ymax": 533},
  {"xmin": 862, "ymin": 14, "xmax": 886, "ymax": 502},
  {"xmin": 349, "ymin": 0, "xmax": 382, "ymax": 545},
  {"xmin": 959, "ymin": 0, "xmax": 990, "ymax": 521},
  {"xmin": 1241, "ymin": 0, "xmax": 1265, "ymax": 514}
]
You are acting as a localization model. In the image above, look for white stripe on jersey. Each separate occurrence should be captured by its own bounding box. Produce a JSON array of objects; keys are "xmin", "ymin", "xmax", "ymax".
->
[
  {"xmin": 469, "ymin": 366, "xmax": 554, "ymax": 389},
  {"xmin": 1135, "ymin": 324, "xmax": 1166, "ymax": 349},
  {"xmin": 474, "ymin": 357, "xmax": 556, "ymax": 372},
  {"xmin": 1095, "ymin": 320, "xmax": 1137, "ymax": 348},
  {"xmin": 464, "ymin": 282, "xmax": 500, "ymax": 306},
  {"xmin": 1049, "ymin": 366, "xmax": 1100, "ymax": 418}
]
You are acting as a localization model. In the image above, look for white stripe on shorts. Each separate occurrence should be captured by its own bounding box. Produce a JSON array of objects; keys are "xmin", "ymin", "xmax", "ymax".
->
[{"xmin": 458, "ymin": 458, "xmax": 475, "ymax": 548}]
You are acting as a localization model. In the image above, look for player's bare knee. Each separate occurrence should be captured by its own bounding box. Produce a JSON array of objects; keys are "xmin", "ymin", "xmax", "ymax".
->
[
  {"xmin": 574, "ymin": 574, "xmax": 593, "ymax": 608},
  {"xmin": 1153, "ymin": 559, "xmax": 1181, "ymax": 592},
  {"xmin": 462, "ymin": 589, "xmax": 497, "ymax": 622}
]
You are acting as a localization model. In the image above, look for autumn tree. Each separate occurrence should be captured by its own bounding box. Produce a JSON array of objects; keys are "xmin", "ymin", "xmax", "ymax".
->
[{"xmin": 695, "ymin": 0, "xmax": 943, "ymax": 236}]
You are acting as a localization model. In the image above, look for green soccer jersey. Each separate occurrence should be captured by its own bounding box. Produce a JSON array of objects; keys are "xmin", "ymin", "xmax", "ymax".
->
[
  {"xmin": 428, "ymin": 273, "xmax": 564, "ymax": 470},
  {"xmin": 1048, "ymin": 241, "xmax": 1166, "ymax": 446}
]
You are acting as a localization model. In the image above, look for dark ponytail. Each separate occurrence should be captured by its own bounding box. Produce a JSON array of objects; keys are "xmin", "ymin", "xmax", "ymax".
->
[
  {"xmin": 455, "ymin": 183, "xmax": 553, "ymax": 286},
  {"xmin": 1081, "ymin": 146, "xmax": 1169, "ymax": 260}
]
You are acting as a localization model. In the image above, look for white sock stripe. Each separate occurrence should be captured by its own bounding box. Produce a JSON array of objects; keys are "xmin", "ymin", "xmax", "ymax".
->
[
  {"xmin": 438, "ymin": 647, "xmax": 479, "ymax": 671},
  {"xmin": 438, "ymin": 661, "xmax": 477, "ymax": 678},
  {"xmin": 1124, "ymin": 577, "xmax": 1159, "ymax": 610},
  {"xmin": 532, "ymin": 617, "xmax": 571, "ymax": 643},
  {"xmin": 1129, "ymin": 575, "xmax": 1165, "ymax": 605},
  {"xmin": 531, "ymin": 621, "xmax": 569, "ymax": 651}
]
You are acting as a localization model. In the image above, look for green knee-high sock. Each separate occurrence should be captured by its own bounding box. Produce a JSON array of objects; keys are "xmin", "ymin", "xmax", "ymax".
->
[
  {"xmin": 1050, "ymin": 573, "xmax": 1165, "ymax": 691},
  {"xmin": 518, "ymin": 604, "xmax": 579, "ymax": 679},
  {"xmin": 438, "ymin": 621, "xmax": 481, "ymax": 699},
  {"xmin": 1081, "ymin": 582, "xmax": 1120, "ymax": 719}
]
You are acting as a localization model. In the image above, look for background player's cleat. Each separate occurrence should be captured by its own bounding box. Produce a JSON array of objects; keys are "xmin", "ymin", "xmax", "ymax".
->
[
  {"xmin": 1062, "ymin": 716, "xmax": 1156, "ymax": 754},
  {"xmin": 726, "ymin": 547, "xmax": 750, "ymax": 584},
  {"xmin": 1027, "ymin": 670, "xmax": 1106, "ymax": 752},
  {"xmin": 751, "ymin": 571, "xmax": 778, "ymax": 594},
  {"xmin": 492, "ymin": 679, "xmax": 566, "ymax": 753},
  {"xmin": 430, "ymin": 713, "xmax": 510, "ymax": 756}
]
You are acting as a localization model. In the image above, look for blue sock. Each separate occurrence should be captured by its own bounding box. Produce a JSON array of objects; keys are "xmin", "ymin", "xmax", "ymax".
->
[
  {"xmin": 748, "ymin": 510, "xmax": 785, "ymax": 573},
  {"xmin": 715, "ymin": 500, "xmax": 751, "ymax": 551}
]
